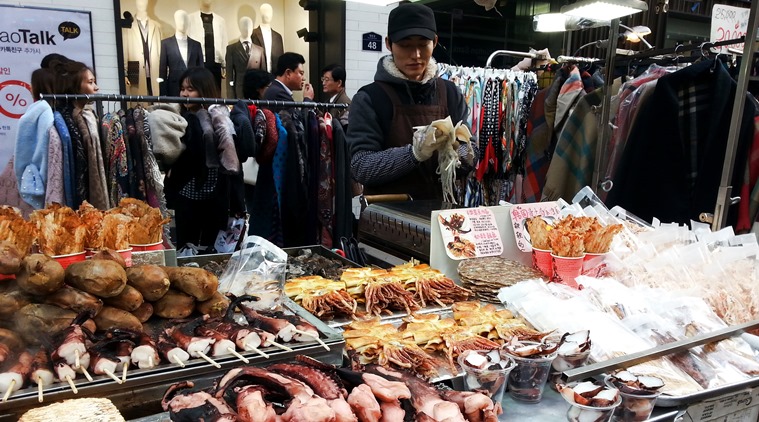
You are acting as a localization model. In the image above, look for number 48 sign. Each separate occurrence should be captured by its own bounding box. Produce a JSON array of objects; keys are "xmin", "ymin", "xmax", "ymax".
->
[{"xmin": 362, "ymin": 32, "xmax": 382, "ymax": 52}]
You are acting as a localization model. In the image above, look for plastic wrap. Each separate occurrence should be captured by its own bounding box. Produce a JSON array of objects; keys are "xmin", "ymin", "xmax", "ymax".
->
[{"xmin": 218, "ymin": 235, "xmax": 288, "ymax": 310}]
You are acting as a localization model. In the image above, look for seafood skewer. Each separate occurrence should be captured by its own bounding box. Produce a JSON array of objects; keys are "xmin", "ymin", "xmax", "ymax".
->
[
  {"xmin": 0, "ymin": 351, "xmax": 33, "ymax": 402},
  {"xmin": 129, "ymin": 330, "xmax": 160, "ymax": 369},
  {"xmin": 235, "ymin": 295, "xmax": 328, "ymax": 349},
  {"xmin": 88, "ymin": 340, "xmax": 124, "ymax": 384},
  {"xmin": 51, "ymin": 313, "xmax": 92, "ymax": 382},
  {"xmin": 31, "ymin": 348, "xmax": 54, "ymax": 403},
  {"xmin": 157, "ymin": 334, "xmax": 189, "ymax": 367},
  {"xmin": 167, "ymin": 318, "xmax": 219, "ymax": 368}
]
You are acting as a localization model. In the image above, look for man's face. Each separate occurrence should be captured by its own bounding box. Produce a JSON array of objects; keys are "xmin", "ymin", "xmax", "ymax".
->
[
  {"xmin": 386, "ymin": 35, "xmax": 436, "ymax": 82},
  {"xmin": 321, "ymin": 71, "xmax": 341, "ymax": 95},
  {"xmin": 285, "ymin": 63, "xmax": 305, "ymax": 91}
]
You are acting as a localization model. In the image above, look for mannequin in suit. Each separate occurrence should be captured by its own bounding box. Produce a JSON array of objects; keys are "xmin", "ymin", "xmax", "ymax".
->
[
  {"xmin": 158, "ymin": 10, "xmax": 203, "ymax": 96},
  {"xmin": 225, "ymin": 17, "xmax": 264, "ymax": 99},
  {"xmin": 252, "ymin": 3, "xmax": 284, "ymax": 73},
  {"xmin": 188, "ymin": 0, "xmax": 228, "ymax": 92},
  {"xmin": 123, "ymin": 0, "xmax": 162, "ymax": 96}
]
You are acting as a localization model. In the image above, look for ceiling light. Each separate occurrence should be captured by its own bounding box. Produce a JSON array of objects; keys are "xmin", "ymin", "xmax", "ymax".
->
[
  {"xmin": 561, "ymin": 0, "xmax": 648, "ymax": 21},
  {"xmin": 533, "ymin": 13, "xmax": 566, "ymax": 32},
  {"xmin": 619, "ymin": 24, "xmax": 653, "ymax": 49}
]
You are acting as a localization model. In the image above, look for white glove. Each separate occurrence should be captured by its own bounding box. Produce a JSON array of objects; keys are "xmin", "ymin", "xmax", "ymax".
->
[
  {"xmin": 412, "ymin": 124, "xmax": 450, "ymax": 162},
  {"xmin": 512, "ymin": 48, "xmax": 552, "ymax": 71}
]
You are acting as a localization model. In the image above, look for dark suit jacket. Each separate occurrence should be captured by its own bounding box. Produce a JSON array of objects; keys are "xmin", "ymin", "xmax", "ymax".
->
[
  {"xmin": 225, "ymin": 41, "xmax": 265, "ymax": 98},
  {"xmin": 264, "ymin": 79, "xmax": 293, "ymax": 102},
  {"xmin": 158, "ymin": 36, "xmax": 203, "ymax": 96},
  {"xmin": 252, "ymin": 27, "xmax": 284, "ymax": 73}
]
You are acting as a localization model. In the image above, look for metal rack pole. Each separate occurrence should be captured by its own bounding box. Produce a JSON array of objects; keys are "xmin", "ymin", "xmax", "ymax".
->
[
  {"xmin": 712, "ymin": 1, "xmax": 759, "ymax": 230},
  {"xmin": 591, "ymin": 19, "xmax": 620, "ymax": 194},
  {"xmin": 485, "ymin": 50, "xmax": 547, "ymax": 68},
  {"xmin": 564, "ymin": 317, "xmax": 759, "ymax": 381},
  {"xmin": 39, "ymin": 93, "xmax": 349, "ymax": 109}
]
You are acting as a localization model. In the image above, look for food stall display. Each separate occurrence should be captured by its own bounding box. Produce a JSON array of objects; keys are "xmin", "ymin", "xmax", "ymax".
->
[
  {"xmin": 286, "ymin": 262, "xmax": 471, "ymax": 321},
  {"xmin": 160, "ymin": 355, "xmax": 501, "ymax": 422},
  {"xmin": 342, "ymin": 302, "xmax": 544, "ymax": 378}
]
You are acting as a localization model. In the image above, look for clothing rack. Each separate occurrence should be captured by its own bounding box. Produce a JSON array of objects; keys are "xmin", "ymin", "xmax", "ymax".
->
[
  {"xmin": 485, "ymin": 49, "xmax": 549, "ymax": 68},
  {"xmin": 713, "ymin": 6, "xmax": 759, "ymax": 230},
  {"xmin": 614, "ymin": 36, "xmax": 747, "ymax": 63},
  {"xmin": 38, "ymin": 93, "xmax": 349, "ymax": 109}
]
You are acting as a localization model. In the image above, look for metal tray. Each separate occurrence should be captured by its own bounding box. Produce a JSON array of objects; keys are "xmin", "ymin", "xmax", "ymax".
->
[
  {"xmin": 561, "ymin": 319, "xmax": 759, "ymax": 408},
  {"xmin": 0, "ymin": 298, "xmax": 345, "ymax": 421}
]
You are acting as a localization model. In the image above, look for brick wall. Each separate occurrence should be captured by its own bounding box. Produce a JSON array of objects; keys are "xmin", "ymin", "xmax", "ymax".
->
[
  {"xmin": 344, "ymin": 2, "xmax": 397, "ymax": 97},
  {"xmin": 0, "ymin": 0, "xmax": 120, "ymax": 94}
]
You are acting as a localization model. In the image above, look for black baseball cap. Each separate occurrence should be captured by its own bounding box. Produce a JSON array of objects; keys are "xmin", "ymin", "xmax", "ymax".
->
[{"xmin": 388, "ymin": 3, "xmax": 437, "ymax": 43}]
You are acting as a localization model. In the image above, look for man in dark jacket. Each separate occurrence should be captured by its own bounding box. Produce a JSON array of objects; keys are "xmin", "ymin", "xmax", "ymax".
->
[
  {"xmin": 264, "ymin": 52, "xmax": 314, "ymax": 102},
  {"xmin": 347, "ymin": 3, "xmax": 469, "ymax": 201}
]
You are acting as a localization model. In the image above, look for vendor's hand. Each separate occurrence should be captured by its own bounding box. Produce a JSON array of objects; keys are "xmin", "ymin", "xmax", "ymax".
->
[
  {"xmin": 412, "ymin": 125, "xmax": 448, "ymax": 162},
  {"xmin": 303, "ymin": 82, "xmax": 314, "ymax": 100},
  {"xmin": 512, "ymin": 48, "xmax": 552, "ymax": 71}
]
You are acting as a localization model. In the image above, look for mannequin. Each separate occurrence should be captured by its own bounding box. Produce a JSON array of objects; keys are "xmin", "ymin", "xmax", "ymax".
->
[
  {"xmin": 188, "ymin": 0, "xmax": 228, "ymax": 92},
  {"xmin": 122, "ymin": 0, "xmax": 162, "ymax": 96},
  {"xmin": 252, "ymin": 3, "xmax": 284, "ymax": 73},
  {"xmin": 225, "ymin": 17, "xmax": 265, "ymax": 98},
  {"xmin": 158, "ymin": 10, "xmax": 203, "ymax": 96}
]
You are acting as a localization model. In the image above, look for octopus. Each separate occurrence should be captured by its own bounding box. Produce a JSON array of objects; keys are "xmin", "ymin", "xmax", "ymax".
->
[{"xmin": 447, "ymin": 236, "xmax": 476, "ymax": 258}]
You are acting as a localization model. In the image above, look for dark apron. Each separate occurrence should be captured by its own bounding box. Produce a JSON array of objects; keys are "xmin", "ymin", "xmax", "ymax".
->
[{"xmin": 363, "ymin": 81, "xmax": 449, "ymax": 200}]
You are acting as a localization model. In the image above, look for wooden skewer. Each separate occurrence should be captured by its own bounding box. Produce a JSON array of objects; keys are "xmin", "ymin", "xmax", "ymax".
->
[
  {"xmin": 80, "ymin": 367, "xmax": 93, "ymax": 382},
  {"xmin": 65, "ymin": 375, "xmax": 78, "ymax": 394},
  {"xmin": 170, "ymin": 355, "xmax": 186, "ymax": 368},
  {"xmin": 37, "ymin": 377, "xmax": 44, "ymax": 403},
  {"xmin": 104, "ymin": 369, "xmax": 123, "ymax": 384},
  {"xmin": 293, "ymin": 330, "xmax": 330, "ymax": 351},
  {"xmin": 292, "ymin": 329, "xmax": 318, "ymax": 339},
  {"xmin": 197, "ymin": 351, "xmax": 221, "ymax": 368},
  {"xmin": 74, "ymin": 349, "xmax": 80, "ymax": 370},
  {"xmin": 246, "ymin": 346, "xmax": 269, "ymax": 359},
  {"xmin": 121, "ymin": 364, "xmax": 128, "ymax": 383},
  {"xmin": 267, "ymin": 340, "xmax": 293, "ymax": 352},
  {"xmin": 227, "ymin": 347, "xmax": 249, "ymax": 363},
  {"xmin": 2, "ymin": 379, "xmax": 16, "ymax": 402}
]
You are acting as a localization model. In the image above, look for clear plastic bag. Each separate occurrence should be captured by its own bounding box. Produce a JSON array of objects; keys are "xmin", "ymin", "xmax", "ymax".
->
[{"xmin": 218, "ymin": 235, "xmax": 288, "ymax": 310}]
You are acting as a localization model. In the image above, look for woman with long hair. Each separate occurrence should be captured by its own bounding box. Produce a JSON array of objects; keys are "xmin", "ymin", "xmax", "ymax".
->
[{"xmin": 165, "ymin": 66, "xmax": 230, "ymax": 253}]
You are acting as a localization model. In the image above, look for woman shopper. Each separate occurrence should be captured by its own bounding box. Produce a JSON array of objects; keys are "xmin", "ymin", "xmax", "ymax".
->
[{"xmin": 164, "ymin": 66, "xmax": 234, "ymax": 254}]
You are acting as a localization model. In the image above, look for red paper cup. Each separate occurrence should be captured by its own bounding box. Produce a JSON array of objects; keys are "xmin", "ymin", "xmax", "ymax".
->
[
  {"xmin": 583, "ymin": 252, "xmax": 608, "ymax": 277},
  {"xmin": 551, "ymin": 254, "xmax": 584, "ymax": 289},
  {"xmin": 131, "ymin": 240, "xmax": 164, "ymax": 252},
  {"xmin": 52, "ymin": 251, "xmax": 86, "ymax": 269},
  {"xmin": 532, "ymin": 248, "xmax": 553, "ymax": 278},
  {"xmin": 117, "ymin": 248, "xmax": 133, "ymax": 267}
]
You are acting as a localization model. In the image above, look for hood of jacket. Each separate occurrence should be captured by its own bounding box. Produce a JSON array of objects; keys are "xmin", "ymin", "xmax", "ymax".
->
[{"xmin": 375, "ymin": 55, "xmax": 438, "ymax": 85}]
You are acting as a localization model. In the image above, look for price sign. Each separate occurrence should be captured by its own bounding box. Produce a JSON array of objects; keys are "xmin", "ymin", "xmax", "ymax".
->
[
  {"xmin": 362, "ymin": 32, "xmax": 382, "ymax": 52},
  {"xmin": 510, "ymin": 203, "xmax": 561, "ymax": 252},
  {"xmin": 711, "ymin": 4, "xmax": 749, "ymax": 52},
  {"xmin": 437, "ymin": 208, "xmax": 503, "ymax": 260}
]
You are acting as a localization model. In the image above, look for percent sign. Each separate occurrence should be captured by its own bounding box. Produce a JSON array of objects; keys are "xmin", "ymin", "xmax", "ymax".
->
[
  {"xmin": 0, "ymin": 79, "xmax": 32, "ymax": 119},
  {"xmin": 6, "ymin": 93, "xmax": 27, "ymax": 107}
]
